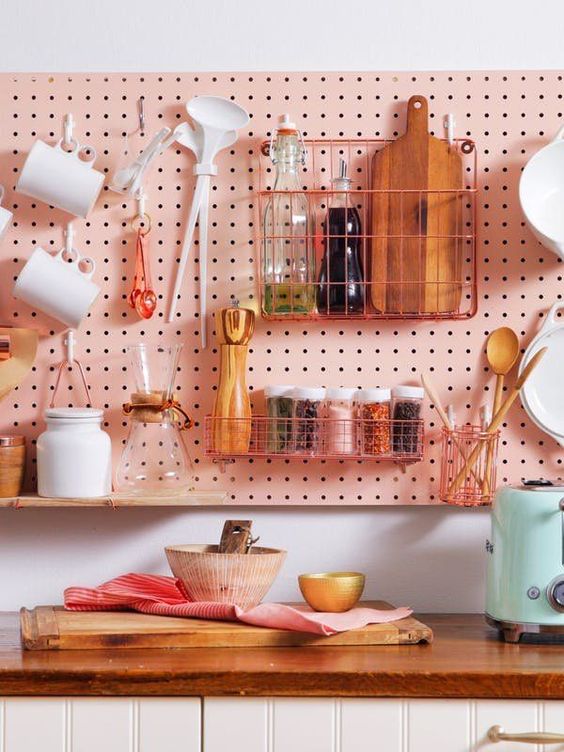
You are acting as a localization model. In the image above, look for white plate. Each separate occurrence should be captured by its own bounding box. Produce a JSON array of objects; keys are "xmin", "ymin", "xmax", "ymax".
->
[{"xmin": 520, "ymin": 302, "xmax": 564, "ymax": 445}]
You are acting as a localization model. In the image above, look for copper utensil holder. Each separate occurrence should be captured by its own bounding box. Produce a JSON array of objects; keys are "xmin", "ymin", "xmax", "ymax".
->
[{"xmin": 439, "ymin": 425, "xmax": 499, "ymax": 506}]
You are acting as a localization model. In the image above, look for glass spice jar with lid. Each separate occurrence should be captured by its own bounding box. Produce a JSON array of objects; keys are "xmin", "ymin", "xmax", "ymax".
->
[
  {"xmin": 325, "ymin": 387, "xmax": 356, "ymax": 455},
  {"xmin": 292, "ymin": 387, "xmax": 326, "ymax": 455},
  {"xmin": 265, "ymin": 384, "xmax": 294, "ymax": 454},
  {"xmin": 355, "ymin": 388, "xmax": 391, "ymax": 456},
  {"xmin": 391, "ymin": 385, "xmax": 424, "ymax": 455}
]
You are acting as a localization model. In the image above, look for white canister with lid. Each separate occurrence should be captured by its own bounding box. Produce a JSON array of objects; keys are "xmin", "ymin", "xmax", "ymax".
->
[{"xmin": 37, "ymin": 407, "xmax": 112, "ymax": 498}]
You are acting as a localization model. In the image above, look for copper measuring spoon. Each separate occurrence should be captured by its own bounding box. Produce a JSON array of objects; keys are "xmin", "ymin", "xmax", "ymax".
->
[{"xmin": 129, "ymin": 214, "xmax": 157, "ymax": 319}]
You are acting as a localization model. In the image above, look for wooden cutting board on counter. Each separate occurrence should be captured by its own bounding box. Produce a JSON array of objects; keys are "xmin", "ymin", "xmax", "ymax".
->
[
  {"xmin": 371, "ymin": 94, "xmax": 463, "ymax": 315},
  {"xmin": 20, "ymin": 602, "xmax": 433, "ymax": 650}
]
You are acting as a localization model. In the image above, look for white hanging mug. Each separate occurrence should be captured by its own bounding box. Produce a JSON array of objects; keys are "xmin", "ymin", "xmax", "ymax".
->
[
  {"xmin": 13, "ymin": 246, "xmax": 100, "ymax": 329},
  {"xmin": 16, "ymin": 139, "xmax": 105, "ymax": 218},
  {"xmin": 0, "ymin": 186, "xmax": 13, "ymax": 240}
]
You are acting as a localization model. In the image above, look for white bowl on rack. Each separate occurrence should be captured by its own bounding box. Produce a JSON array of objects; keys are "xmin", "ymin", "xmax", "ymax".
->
[{"xmin": 520, "ymin": 126, "xmax": 564, "ymax": 260}]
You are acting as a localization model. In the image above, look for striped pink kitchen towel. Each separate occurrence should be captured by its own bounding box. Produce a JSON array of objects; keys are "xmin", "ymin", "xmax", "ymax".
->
[{"xmin": 64, "ymin": 573, "xmax": 412, "ymax": 636}]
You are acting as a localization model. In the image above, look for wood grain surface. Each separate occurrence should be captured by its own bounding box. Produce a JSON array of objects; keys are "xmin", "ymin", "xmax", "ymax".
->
[
  {"xmin": 218, "ymin": 519, "xmax": 253, "ymax": 553},
  {"xmin": 2, "ymin": 613, "xmax": 564, "ymax": 698},
  {"xmin": 0, "ymin": 491, "xmax": 227, "ymax": 507},
  {"xmin": 211, "ymin": 345, "xmax": 252, "ymax": 453},
  {"xmin": 370, "ymin": 95, "xmax": 463, "ymax": 314},
  {"xmin": 20, "ymin": 603, "xmax": 432, "ymax": 650}
]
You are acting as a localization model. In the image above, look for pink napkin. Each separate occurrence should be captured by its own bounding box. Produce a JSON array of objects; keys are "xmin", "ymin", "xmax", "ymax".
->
[{"xmin": 64, "ymin": 573, "xmax": 412, "ymax": 636}]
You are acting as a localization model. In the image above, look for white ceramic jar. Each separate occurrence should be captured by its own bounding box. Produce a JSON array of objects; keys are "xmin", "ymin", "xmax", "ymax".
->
[{"xmin": 37, "ymin": 407, "xmax": 112, "ymax": 498}]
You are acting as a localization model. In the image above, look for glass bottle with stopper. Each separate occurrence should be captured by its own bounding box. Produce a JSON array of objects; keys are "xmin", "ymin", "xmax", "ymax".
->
[
  {"xmin": 262, "ymin": 114, "xmax": 315, "ymax": 315},
  {"xmin": 317, "ymin": 158, "xmax": 365, "ymax": 314},
  {"xmin": 115, "ymin": 343, "xmax": 193, "ymax": 496}
]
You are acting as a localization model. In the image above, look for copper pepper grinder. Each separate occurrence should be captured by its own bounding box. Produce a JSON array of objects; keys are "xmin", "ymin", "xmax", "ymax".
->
[{"xmin": 212, "ymin": 302, "xmax": 255, "ymax": 453}]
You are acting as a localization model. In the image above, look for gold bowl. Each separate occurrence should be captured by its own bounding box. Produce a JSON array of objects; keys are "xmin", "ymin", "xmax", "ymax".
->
[{"xmin": 298, "ymin": 571, "xmax": 365, "ymax": 612}]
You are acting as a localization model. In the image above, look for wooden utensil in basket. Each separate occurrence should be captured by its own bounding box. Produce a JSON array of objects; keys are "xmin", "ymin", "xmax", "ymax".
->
[
  {"xmin": 371, "ymin": 95, "xmax": 463, "ymax": 315},
  {"xmin": 448, "ymin": 347, "xmax": 548, "ymax": 495}
]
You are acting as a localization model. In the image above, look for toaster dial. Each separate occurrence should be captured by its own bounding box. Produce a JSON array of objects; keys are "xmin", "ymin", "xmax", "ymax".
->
[{"xmin": 548, "ymin": 577, "xmax": 564, "ymax": 612}]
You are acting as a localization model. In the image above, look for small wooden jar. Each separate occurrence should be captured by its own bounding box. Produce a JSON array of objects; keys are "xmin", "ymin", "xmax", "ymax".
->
[{"xmin": 0, "ymin": 436, "xmax": 26, "ymax": 497}]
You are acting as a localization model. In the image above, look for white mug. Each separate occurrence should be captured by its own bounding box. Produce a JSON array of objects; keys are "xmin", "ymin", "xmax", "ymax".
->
[
  {"xmin": 16, "ymin": 139, "xmax": 105, "ymax": 218},
  {"xmin": 13, "ymin": 246, "xmax": 100, "ymax": 329},
  {"xmin": 0, "ymin": 186, "xmax": 13, "ymax": 240}
]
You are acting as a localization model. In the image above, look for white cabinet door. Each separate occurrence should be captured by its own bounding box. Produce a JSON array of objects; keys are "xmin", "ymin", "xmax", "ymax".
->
[
  {"xmin": 203, "ymin": 697, "xmax": 563, "ymax": 752},
  {"xmin": 2, "ymin": 698, "xmax": 65, "ymax": 752},
  {"xmin": 203, "ymin": 698, "xmax": 335, "ymax": 752},
  {"xmin": 341, "ymin": 698, "xmax": 402, "ymax": 751},
  {"xmin": 408, "ymin": 699, "xmax": 471, "ymax": 752},
  {"xmin": 0, "ymin": 698, "xmax": 200, "ymax": 752},
  {"xmin": 473, "ymin": 700, "xmax": 538, "ymax": 751}
]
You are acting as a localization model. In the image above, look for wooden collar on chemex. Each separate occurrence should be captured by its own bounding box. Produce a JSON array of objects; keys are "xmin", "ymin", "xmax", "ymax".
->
[{"xmin": 122, "ymin": 391, "xmax": 193, "ymax": 430}]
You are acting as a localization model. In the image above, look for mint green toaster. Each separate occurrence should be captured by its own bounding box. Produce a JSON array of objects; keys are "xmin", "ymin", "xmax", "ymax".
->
[{"xmin": 486, "ymin": 482, "xmax": 564, "ymax": 642}]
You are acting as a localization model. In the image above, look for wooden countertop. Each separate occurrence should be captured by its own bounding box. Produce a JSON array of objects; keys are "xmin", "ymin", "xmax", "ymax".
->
[{"xmin": 2, "ymin": 612, "xmax": 564, "ymax": 698}]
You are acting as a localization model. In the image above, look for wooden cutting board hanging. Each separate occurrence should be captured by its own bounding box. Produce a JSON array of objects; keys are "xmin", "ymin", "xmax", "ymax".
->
[{"xmin": 370, "ymin": 95, "xmax": 463, "ymax": 314}]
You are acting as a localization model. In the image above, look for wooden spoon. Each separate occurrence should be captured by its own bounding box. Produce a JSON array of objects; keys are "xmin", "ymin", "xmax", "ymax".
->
[
  {"xmin": 486, "ymin": 327, "xmax": 520, "ymax": 414},
  {"xmin": 483, "ymin": 328, "xmax": 520, "ymax": 493},
  {"xmin": 449, "ymin": 347, "xmax": 547, "ymax": 495}
]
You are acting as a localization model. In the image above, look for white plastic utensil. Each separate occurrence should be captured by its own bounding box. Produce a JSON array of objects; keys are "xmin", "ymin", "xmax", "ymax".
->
[
  {"xmin": 110, "ymin": 127, "xmax": 172, "ymax": 197},
  {"xmin": 167, "ymin": 96, "xmax": 250, "ymax": 348},
  {"xmin": 174, "ymin": 121, "xmax": 237, "ymax": 161}
]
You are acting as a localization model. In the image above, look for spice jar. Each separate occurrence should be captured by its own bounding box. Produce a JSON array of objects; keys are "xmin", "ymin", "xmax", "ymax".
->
[
  {"xmin": 37, "ymin": 408, "xmax": 112, "ymax": 498},
  {"xmin": 265, "ymin": 385, "xmax": 294, "ymax": 454},
  {"xmin": 325, "ymin": 387, "xmax": 356, "ymax": 455},
  {"xmin": 356, "ymin": 388, "xmax": 391, "ymax": 456},
  {"xmin": 292, "ymin": 387, "xmax": 326, "ymax": 455},
  {"xmin": 391, "ymin": 386, "xmax": 424, "ymax": 455},
  {"xmin": 0, "ymin": 436, "xmax": 26, "ymax": 497}
]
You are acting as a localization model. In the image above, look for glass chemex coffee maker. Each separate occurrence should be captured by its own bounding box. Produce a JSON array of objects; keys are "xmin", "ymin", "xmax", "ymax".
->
[{"xmin": 115, "ymin": 343, "xmax": 193, "ymax": 495}]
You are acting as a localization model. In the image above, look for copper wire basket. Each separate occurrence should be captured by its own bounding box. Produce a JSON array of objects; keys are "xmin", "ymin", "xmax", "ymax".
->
[
  {"xmin": 258, "ymin": 138, "xmax": 477, "ymax": 321},
  {"xmin": 204, "ymin": 415, "xmax": 424, "ymax": 467},
  {"xmin": 439, "ymin": 425, "xmax": 500, "ymax": 507}
]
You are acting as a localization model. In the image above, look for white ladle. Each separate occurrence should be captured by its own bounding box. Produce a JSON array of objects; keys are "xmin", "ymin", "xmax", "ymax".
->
[{"xmin": 167, "ymin": 96, "xmax": 250, "ymax": 348}]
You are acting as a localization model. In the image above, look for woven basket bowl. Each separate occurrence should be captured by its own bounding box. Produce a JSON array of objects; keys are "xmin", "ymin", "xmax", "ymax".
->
[{"xmin": 165, "ymin": 544, "xmax": 287, "ymax": 611}]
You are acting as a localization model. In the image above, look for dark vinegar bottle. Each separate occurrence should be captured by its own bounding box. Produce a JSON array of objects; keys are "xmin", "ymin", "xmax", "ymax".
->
[{"xmin": 317, "ymin": 159, "xmax": 365, "ymax": 314}]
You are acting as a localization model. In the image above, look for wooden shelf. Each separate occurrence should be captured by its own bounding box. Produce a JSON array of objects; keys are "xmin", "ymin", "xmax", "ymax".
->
[{"xmin": 0, "ymin": 492, "xmax": 227, "ymax": 508}]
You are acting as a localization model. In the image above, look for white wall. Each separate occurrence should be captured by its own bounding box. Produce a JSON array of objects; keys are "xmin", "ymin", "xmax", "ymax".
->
[
  {"xmin": 0, "ymin": 0, "xmax": 544, "ymax": 613},
  {"xmin": 0, "ymin": 0, "xmax": 562, "ymax": 72}
]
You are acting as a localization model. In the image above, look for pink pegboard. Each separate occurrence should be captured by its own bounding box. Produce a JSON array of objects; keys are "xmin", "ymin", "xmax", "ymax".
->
[{"xmin": 0, "ymin": 71, "xmax": 562, "ymax": 505}]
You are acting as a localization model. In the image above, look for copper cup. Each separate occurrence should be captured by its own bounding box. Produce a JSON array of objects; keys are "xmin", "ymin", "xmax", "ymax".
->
[{"xmin": 298, "ymin": 571, "xmax": 365, "ymax": 612}]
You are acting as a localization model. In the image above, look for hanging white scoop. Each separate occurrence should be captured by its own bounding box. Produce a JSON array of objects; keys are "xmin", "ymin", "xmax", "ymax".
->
[
  {"xmin": 110, "ymin": 127, "xmax": 172, "ymax": 196},
  {"xmin": 167, "ymin": 96, "xmax": 250, "ymax": 349}
]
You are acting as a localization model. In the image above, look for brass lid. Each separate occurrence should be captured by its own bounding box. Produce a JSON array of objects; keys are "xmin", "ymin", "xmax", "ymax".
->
[{"xmin": 0, "ymin": 435, "xmax": 25, "ymax": 447}]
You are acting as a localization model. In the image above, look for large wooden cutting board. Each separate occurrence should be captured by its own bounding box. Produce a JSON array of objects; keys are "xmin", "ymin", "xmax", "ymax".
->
[
  {"xmin": 20, "ymin": 602, "xmax": 433, "ymax": 650},
  {"xmin": 371, "ymin": 95, "xmax": 463, "ymax": 314}
]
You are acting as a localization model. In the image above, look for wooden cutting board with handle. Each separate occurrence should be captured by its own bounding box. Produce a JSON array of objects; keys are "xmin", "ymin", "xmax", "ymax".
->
[
  {"xmin": 20, "ymin": 602, "xmax": 433, "ymax": 650},
  {"xmin": 371, "ymin": 95, "xmax": 463, "ymax": 314}
]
